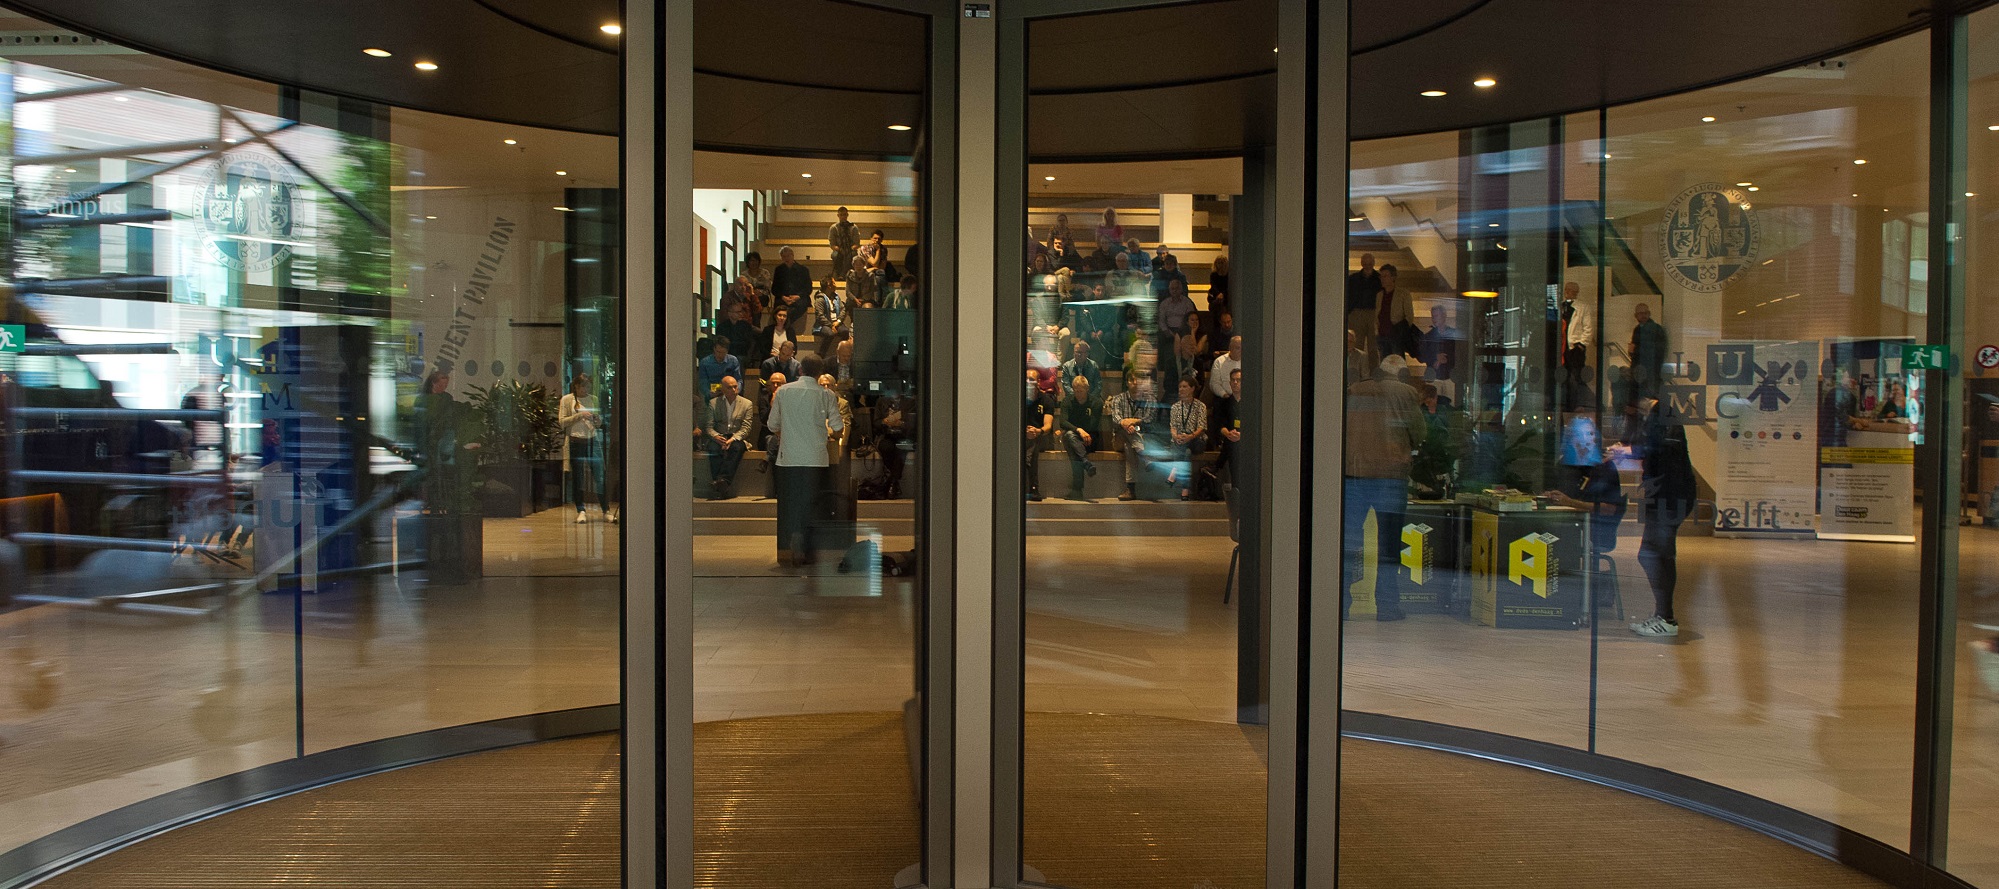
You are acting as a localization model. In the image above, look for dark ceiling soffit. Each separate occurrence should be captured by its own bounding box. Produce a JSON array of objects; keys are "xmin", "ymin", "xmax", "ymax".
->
[
  {"xmin": 1350, "ymin": 0, "xmax": 1495, "ymax": 55},
  {"xmin": 1351, "ymin": 15, "xmax": 1935, "ymax": 144},
  {"xmin": 694, "ymin": 141, "xmax": 915, "ymax": 164},
  {"xmin": 1014, "ymin": 0, "xmax": 1243, "ymax": 24},
  {"xmin": 696, "ymin": 68, "xmax": 923, "ymax": 96},
  {"xmin": 1026, "ymin": 145, "xmax": 1264, "ymax": 165},
  {"xmin": 471, "ymin": 0, "xmax": 613, "ymax": 55},
  {"xmin": 1030, "ymin": 67, "xmax": 1277, "ymax": 97},
  {"xmin": 0, "ymin": 1, "xmax": 622, "ymax": 136}
]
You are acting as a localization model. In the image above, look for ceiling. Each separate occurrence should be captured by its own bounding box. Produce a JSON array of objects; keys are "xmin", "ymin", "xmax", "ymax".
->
[{"xmin": 0, "ymin": 0, "xmax": 1939, "ymax": 159}]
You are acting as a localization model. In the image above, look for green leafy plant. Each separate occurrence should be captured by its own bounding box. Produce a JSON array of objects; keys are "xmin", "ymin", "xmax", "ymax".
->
[{"xmin": 467, "ymin": 379, "xmax": 560, "ymax": 462}]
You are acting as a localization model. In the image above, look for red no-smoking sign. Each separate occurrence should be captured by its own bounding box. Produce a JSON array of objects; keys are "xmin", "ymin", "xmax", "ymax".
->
[{"xmin": 1979, "ymin": 345, "xmax": 1999, "ymax": 370}]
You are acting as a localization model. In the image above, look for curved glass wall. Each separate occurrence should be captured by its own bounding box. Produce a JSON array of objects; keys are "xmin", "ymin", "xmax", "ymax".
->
[{"xmin": 0, "ymin": 7, "xmax": 621, "ymax": 869}]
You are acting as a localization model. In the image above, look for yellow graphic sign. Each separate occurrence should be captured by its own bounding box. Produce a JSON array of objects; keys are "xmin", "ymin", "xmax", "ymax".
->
[{"xmin": 1508, "ymin": 532, "xmax": 1560, "ymax": 599}]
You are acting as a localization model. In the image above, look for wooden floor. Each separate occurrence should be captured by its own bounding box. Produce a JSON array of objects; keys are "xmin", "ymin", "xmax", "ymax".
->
[
  {"xmin": 6, "ymin": 501, "xmax": 1999, "ymax": 885},
  {"xmin": 32, "ymin": 715, "xmax": 1893, "ymax": 889}
]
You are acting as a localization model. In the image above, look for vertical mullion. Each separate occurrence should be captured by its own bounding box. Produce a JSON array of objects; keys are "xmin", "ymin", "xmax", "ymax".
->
[
  {"xmin": 924, "ymin": 6, "xmax": 960, "ymax": 887},
  {"xmin": 1912, "ymin": 5, "xmax": 1968, "ymax": 869}
]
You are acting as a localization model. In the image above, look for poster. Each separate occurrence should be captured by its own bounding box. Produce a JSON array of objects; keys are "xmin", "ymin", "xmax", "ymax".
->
[
  {"xmin": 1818, "ymin": 338, "xmax": 1918, "ymax": 542},
  {"xmin": 1708, "ymin": 341, "xmax": 1819, "ymax": 537}
]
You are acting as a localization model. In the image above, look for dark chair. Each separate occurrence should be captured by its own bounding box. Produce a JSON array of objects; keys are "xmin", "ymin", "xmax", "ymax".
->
[{"xmin": 1222, "ymin": 484, "xmax": 1242, "ymax": 604}]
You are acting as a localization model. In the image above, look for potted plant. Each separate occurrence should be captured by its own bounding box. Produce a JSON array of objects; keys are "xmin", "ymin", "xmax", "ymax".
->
[{"xmin": 467, "ymin": 380, "xmax": 561, "ymax": 517}]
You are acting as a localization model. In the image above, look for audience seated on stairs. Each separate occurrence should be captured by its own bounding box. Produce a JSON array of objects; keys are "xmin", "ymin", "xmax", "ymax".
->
[{"xmin": 771, "ymin": 246, "xmax": 813, "ymax": 324}]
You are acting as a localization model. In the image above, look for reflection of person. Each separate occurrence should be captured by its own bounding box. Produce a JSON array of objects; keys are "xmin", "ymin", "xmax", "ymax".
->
[
  {"xmin": 701, "ymin": 376, "xmax": 754, "ymax": 500},
  {"xmin": 1876, "ymin": 380, "xmax": 1913, "ymax": 422},
  {"xmin": 1630, "ymin": 303, "xmax": 1668, "ymax": 397},
  {"xmin": 1545, "ymin": 417, "xmax": 1626, "ymax": 566},
  {"xmin": 1560, "ymin": 281, "xmax": 1592, "ymax": 374},
  {"xmin": 1628, "ymin": 394, "xmax": 1696, "ymax": 637},
  {"xmin": 1417, "ymin": 306, "xmax": 1461, "ymax": 382},
  {"xmin": 1371, "ymin": 264, "xmax": 1417, "ymax": 360},
  {"xmin": 1819, "ymin": 366, "xmax": 1860, "ymax": 448},
  {"xmin": 559, "ymin": 376, "xmax": 606, "ymax": 524},
  {"xmin": 1343, "ymin": 355, "xmax": 1428, "ymax": 622},
  {"xmin": 766, "ymin": 358, "xmax": 841, "ymax": 566}
]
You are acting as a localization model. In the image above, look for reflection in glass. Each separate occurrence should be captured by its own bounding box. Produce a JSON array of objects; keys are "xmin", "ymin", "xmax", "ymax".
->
[{"xmin": 0, "ymin": 9, "xmax": 620, "ymax": 859}]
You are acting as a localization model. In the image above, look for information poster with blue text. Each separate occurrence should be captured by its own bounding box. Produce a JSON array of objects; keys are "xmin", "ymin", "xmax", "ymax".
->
[{"xmin": 1709, "ymin": 340, "xmax": 1819, "ymax": 537}]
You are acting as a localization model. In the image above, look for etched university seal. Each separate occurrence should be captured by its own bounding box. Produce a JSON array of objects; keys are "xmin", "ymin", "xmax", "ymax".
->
[
  {"xmin": 1662, "ymin": 182, "xmax": 1758, "ymax": 294},
  {"xmin": 200, "ymin": 153, "xmax": 296, "ymax": 273}
]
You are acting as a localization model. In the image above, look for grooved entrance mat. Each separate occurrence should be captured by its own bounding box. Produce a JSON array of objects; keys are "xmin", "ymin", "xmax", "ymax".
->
[{"xmin": 33, "ymin": 713, "xmax": 1891, "ymax": 889}]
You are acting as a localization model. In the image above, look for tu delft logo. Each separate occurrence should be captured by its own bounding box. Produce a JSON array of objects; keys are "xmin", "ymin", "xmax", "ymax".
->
[
  {"xmin": 1663, "ymin": 182, "xmax": 1759, "ymax": 294},
  {"xmin": 200, "ymin": 153, "xmax": 297, "ymax": 273}
]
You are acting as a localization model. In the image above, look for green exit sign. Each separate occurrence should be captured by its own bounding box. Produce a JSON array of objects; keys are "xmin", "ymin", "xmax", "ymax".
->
[
  {"xmin": 0, "ymin": 324, "xmax": 22, "ymax": 354},
  {"xmin": 1902, "ymin": 343, "xmax": 1948, "ymax": 371}
]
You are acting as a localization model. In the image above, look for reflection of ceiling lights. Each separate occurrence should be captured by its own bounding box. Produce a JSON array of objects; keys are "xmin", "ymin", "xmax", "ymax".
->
[
  {"xmin": 801, "ymin": 173, "xmax": 812, "ymax": 179},
  {"xmin": 1347, "ymin": 216, "xmax": 1364, "ymax": 222},
  {"xmin": 425, "ymin": 215, "xmax": 437, "ymax": 220},
  {"xmin": 887, "ymin": 124, "xmax": 911, "ymax": 131},
  {"xmin": 1853, "ymin": 158, "xmax": 1867, "ymax": 165},
  {"xmin": 1473, "ymin": 78, "xmax": 1496, "ymax": 89},
  {"xmin": 601, "ymin": 24, "xmax": 622, "ymax": 35},
  {"xmin": 1990, "ymin": 125, "xmax": 1999, "ymax": 131},
  {"xmin": 1701, "ymin": 116, "xmax": 1716, "ymax": 123},
  {"xmin": 1746, "ymin": 186, "xmax": 1759, "ymax": 192},
  {"xmin": 1420, "ymin": 90, "xmax": 1447, "ymax": 97},
  {"xmin": 555, "ymin": 206, "xmax": 573, "ymax": 212},
  {"xmin": 1464, "ymin": 290, "xmax": 1498, "ymax": 298},
  {"xmin": 62, "ymin": 167, "xmax": 75, "ymax": 173},
  {"xmin": 1735, "ymin": 181, "xmax": 1752, "ymax": 187},
  {"xmin": 1044, "ymin": 176, "xmax": 1056, "ymax": 181},
  {"xmin": 503, "ymin": 139, "xmax": 518, "ymax": 145},
  {"xmin": 113, "ymin": 96, "xmax": 128, "ymax": 102},
  {"xmin": 1487, "ymin": 222, "xmax": 1499, "ymax": 227},
  {"xmin": 363, "ymin": 48, "xmax": 392, "ymax": 58},
  {"xmin": 555, "ymin": 170, "xmax": 567, "ymax": 176},
  {"xmin": 414, "ymin": 61, "xmax": 439, "ymax": 71}
]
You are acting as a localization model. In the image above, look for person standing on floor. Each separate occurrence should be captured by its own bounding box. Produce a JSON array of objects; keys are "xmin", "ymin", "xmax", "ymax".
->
[
  {"xmin": 1628, "ymin": 392, "xmax": 1696, "ymax": 637},
  {"xmin": 559, "ymin": 375, "xmax": 607, "ymax": 524},
  {"xmin": 1343, "ymin": 354, "xmax": 1427, "ymax": 621},
  {"xmin": 765, "ymin": 358, "xmax": 841, "ymax": 566}
]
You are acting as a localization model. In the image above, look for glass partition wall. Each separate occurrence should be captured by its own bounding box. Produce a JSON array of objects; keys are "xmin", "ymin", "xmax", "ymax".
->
[
  {"xmin": 685, "ymin": 3, "xmax": 930, "ymax": 886},
  {"xmin": 0, "ymin": 5, "xmax": 622, "ymax": 874},
  {"xmin": 1017, "ymin": 3, "xmax": 1280, "ymax": 887}
]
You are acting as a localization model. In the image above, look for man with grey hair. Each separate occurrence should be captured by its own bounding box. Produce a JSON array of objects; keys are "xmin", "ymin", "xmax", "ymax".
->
[
  {"xmin": 701, "ymin": 375, "xmax": 754, "ymax": 499},
  {"xmin": 766, "ymin": 357, "xmax": 842, "ymax": 565}
]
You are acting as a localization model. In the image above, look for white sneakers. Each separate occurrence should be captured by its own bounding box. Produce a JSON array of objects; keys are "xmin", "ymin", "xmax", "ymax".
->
[
  {"xmin": 576, "ymin": 510, "xmax": 589, "ymax": 524},
  {"xmin": 1630, "ymin": 616, "xmax": 1680, "ymax": 637}
]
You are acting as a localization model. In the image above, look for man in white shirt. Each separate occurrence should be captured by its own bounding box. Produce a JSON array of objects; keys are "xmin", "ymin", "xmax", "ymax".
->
[
  {"xmin": 765, "ymin": 357, "xmax": 843, "ymax": 566},
  {"xmin": 1209, "ymin": 335, "xmax": 1243, "ymax": 400},
  {"xmin": 1562, "ymin": 280, "xmax": 1593, "ymax": 371}
]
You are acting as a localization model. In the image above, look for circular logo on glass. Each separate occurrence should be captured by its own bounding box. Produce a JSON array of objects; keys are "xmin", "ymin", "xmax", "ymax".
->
[
  {"xmin": 1662, "ymin": 182, "xmax": 1759, "ymax": 294},
  {"xmin": 200, "ymin": 153, "xmax": 296, "ymax": 273}
]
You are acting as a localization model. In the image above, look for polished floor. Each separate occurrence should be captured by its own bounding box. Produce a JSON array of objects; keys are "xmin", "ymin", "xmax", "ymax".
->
[
  {"xmin": 5, "ymin": 501, "xmax": 1999, "ymax": 885},
  {"xmin": 30, "ymin": 716, "xmax": 1891, "ymax": 889}
]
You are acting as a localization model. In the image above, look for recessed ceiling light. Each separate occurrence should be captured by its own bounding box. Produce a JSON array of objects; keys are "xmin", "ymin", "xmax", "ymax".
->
[
  {"xmin": 1272, "ymin": 47, "xmax": 1279, "ymax": 53},
  {"xmin": 1701, "ymin": 116, "xmax": 1716, "ymax": 123},
  {"xmin": 1601, "ymin": 153, "xmax": 1612, "ymax": 160},
  {"xmin": 600, "ymin": 23, "xmax": 622, "ymax": 35},
  {"xmin": 1473, "ymin": 78, "xmax": 1497, "ymax": 88},
  {"xmin": 425, "ymin": 215, "xmax": 437, "ymax": 220},
  {"xmin": 63, "ymin": 167, "xmax": 75, "ymax": 173},
  {"xmin": 1420, "ymin": 90, "xmax": 1447, "ymax": 98},
  {"xmin": 113, "ymin": 96, "xmax": 128, "ymax": 102},
  {"xmin": 1736, "ymin": 182, "xmax": 1752, "ymax": 187},
  {"xmin": 887, "ymin": 124, "xmax": 912, "ymax": 131},
  {"xmin": 801, "ymin": 173, "xmax": 812, "ymax": 179},
  {"xmin": 1463, "ymin": 290, "xmax": 1499, "ymax": 299},
  {"xmin": 555, "ymin": 170, "xmax": 567, "ymax": 176},
  {"xmin": 1487, "ymin": 222, "xmax": 1499, "ymax": 227},
  {"xmin": 414, "ymin": 61, "xmax": 439, "ymax": 71},
  {"xmin": 503, "ymin": 139, "xmax": 518, "ymax": 145},
  {"xmin": 1853, "ymin": 158, "xmax": 1867, "ymax": 165},
  {"xmin": 1044, "ymin": 175, "xmax": 1056, "ymax": 181},
  {"xmin": 555, "ymin": 206, "xmax": 573, "ymax": 212},
  {"xmin": 1746, "ymin": 186, "xmax": 1759, "ymax": 192},
  {"xmin": 1347, "ymin": 216, "xmax": 1364, "ymax": 222},
  {"xmin": 223, "ymin": 138, "xmax": 238, "ymax": 144},
  {"xmin": 363, "ymin": 48, "xmax": 392, "ymax": 58}
]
